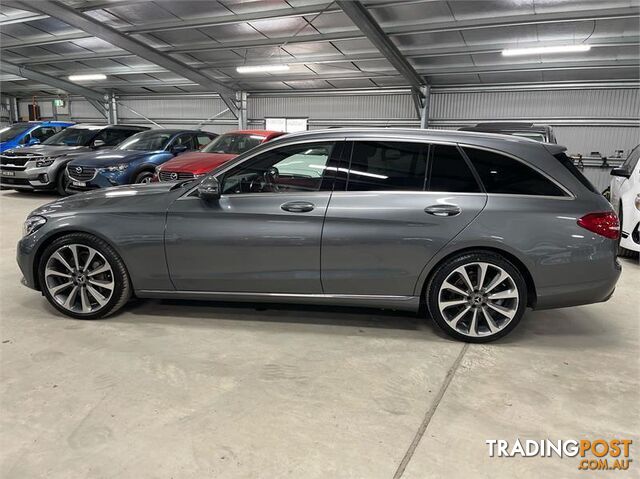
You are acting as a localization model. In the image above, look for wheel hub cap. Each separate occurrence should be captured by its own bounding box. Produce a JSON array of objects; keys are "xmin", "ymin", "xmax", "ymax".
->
[{"xmin": 437, "ymin": 262, "xmax": 519, "ymax": 338}]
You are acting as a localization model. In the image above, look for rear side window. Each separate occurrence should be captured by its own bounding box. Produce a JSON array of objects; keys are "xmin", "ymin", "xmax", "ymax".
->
[
  {"xmin": 463, "ymin": 147, "xmax": 566, "ymax": 196},
  {"xmin": 553, "ymin": 151, "xmax": 598, "ymax": 194},
  {"xmin": 346, "ymin": 141, "xmax": 428, "ymax": 191},
  {"xmin": 428, "ymin": 144, "xmax": 480, "ymax": 193}
]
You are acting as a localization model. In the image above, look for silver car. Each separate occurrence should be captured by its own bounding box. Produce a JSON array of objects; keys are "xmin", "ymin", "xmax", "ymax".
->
[
  {"xmin": 1, "ymin": 124, "xmax": 147, "ymax": 194},
  {"xmin": 17, "ymin": 129, "xmax": 621, "ymax": 342}
]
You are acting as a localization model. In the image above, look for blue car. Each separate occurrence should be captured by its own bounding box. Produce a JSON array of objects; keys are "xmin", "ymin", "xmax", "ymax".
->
[
  {"xmin": 66, "ymin": 129, "xmax": 218, "ymax": 192},
  {"xmin": 0, "ymin": 121, "xmax": 75, "ymax": 152}
]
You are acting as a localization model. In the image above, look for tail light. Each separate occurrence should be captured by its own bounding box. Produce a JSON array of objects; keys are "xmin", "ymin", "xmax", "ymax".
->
[{"xmin": 577, "ymin": 212, "xmax": 620, "ymax": 239}]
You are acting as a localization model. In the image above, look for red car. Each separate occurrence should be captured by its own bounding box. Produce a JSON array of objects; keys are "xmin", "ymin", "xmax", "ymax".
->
[{"xmin": 155, "ymin": 130, "xmax": 285, "ymax": 181}]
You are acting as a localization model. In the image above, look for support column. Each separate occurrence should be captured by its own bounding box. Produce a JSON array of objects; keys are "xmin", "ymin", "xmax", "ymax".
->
[
  {"xmin": 9, "ymin": 96, "xmax": 19, "ymax": 123},
  {"xmin": 237, "ymin": 91, "xmax": 247, "ymax": 130},
  {"xmin": 419, "ymin": 85, "xmax": 430, "ymax": 129},
  {"xmin": 108, "ymin": 92, "xmax": 118, "ymax": 124}
]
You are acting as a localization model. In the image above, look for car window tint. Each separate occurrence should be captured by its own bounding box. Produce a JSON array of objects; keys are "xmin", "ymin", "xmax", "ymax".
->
[
  {"xmin": 31, "ymin": 127, "xmax": 57, "ymax": 141},
  {"xmin": 197, "ymin": 134, "xmax": 214, "ymax": 148},
  {"xmin": 622, "ymin": 146, "xmax": 640, "ymax": 172},
  {"xmin": 222, "ymin": 142, "xmax": 335, "ymax": 194},
  {"xmin": 101, "ymin": 129, "xmax": 141, "ymax": 146},
  {"xmin": 428, "ymin": 144, "xmax": 481, "ymax": 193},
  {"xmin": 463, "ymin": 147, "xmax": 566, "ymax": 196},
  {"xmin": 174, "ymin": 134, "xmax": 196, "ymax": 150},
  {"xmin": 346, "ymin": 141, "xmax": 427, "ymax": 191},
  {"xmin": 553, "ymin": 152, "xmax": 597, "ymax": 193}
]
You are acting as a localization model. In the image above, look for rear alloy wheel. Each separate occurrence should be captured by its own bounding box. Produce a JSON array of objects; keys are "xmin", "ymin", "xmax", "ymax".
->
[
  {"xmin": 39, "ymin": 233, "xmax": 131, "ymax": 319},
  {"xmin": 134, "ymin": 171, "xmax": 154, "ymax": 184},
  {"xmin": 426, "ymin": 252, "xmax": 527, "ymax": 342}
]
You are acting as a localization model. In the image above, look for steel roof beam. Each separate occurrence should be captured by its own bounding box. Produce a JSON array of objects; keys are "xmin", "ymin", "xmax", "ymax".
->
[
  {"xmin": 11, "ymin": 0, "xmax": 239, "ymax": 115},
  {"xmin": 0, "ymin": 60, "xmax": 106, "ymax": 102},
  {"xmin": 3, "ymin": 5, "xmax": 637, "ymax": 51},
  {"xmin": 337, "ymin": 0, "xmax": 425, "ymax": 90}
]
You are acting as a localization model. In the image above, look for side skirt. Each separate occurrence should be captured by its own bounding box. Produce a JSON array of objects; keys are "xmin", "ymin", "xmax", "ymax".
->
[{"xmin": 136, "ymin": 290, "xmax": 421, "ymax": 312}]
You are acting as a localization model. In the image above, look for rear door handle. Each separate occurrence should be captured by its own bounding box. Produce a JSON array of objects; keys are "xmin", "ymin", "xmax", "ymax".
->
[
  {"xmin": 281, "ymin": 201, "xmax": 315, "ymax": 213},
  {"xmin": 424, "ymin": 204, "xmax": 461, "ymax": 217}
]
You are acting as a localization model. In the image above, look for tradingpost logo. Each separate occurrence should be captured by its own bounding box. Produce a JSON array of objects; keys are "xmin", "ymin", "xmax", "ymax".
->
[{"xmin": 486, "ymin": 439, "xmax": 633, "ymax": 471}]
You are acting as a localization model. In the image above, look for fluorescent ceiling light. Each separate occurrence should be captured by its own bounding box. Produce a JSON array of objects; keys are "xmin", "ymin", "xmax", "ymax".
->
[
  {"xmin": 236, "ymin": 64, "xmax": 290, "ymax": 74},
  {"xmin": 502, "ymin": 45, "xmax": 591, "ymax": 56},
  {"xmin": 68, "ymin": 73, "xmax": 107, "ymax": 81}
]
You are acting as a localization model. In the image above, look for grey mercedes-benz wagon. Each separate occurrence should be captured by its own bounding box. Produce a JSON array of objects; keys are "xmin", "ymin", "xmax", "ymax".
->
[{"xmin": 17, "ymin": 129, "xmax": 621, "ymax": 342}]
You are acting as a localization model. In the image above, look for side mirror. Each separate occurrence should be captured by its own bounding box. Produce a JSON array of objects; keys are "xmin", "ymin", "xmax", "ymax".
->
[
  {"xmin": 611, "ymin": 167, "xmax": 630, "ymax": 178},
  {"xmin": 172, "ymin": 144, "xmax": 188, "ymax": 155},
  {"xmin": 198, "ymin": 176, "xmax": 221, "ymax": 201},
  {"xmin": 92, "ymin": 139, "xmax": 106, "ymax": 149},
  {"xmin": 27, "ymin": 137, "xmax": 40, "ymax": 146}
]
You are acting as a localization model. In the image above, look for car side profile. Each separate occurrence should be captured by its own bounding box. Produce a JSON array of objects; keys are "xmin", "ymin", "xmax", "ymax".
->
[
  {"xmin": 17, "ymin": 129, "xmax": 621, "ymax": 342},
  {"xmin": 1, "ymin": 124, "xmax": 148, "ymax": 194},
  {"xmin": 0, "ymin": 121, "xmax": 75, "ymax": 152},
  {"xmin": 610, "ymin": 144, "xmax": 640, "ymax": 257},
  {"xmin": 155, "ymin": 130, "xmax": 285, "ymax": 181},
  {"xmin": 66, "ymin": 129, "xmax": 218, "ymax": 192}
]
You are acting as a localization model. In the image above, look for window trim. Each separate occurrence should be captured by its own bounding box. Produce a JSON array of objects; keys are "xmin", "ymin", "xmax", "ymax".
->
[
  {"xmin": 458, "ymin": 142, "xmax": 575, "ymax": 199},
  {"xmin": 181, "ymin": 138, "xmax": 346, "ymax": 200}
]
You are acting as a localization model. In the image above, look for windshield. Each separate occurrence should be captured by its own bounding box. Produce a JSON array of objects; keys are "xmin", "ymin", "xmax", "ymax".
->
[
  {"xmin": 0, "ymin": 123, "xmax": 31, "ymax": 142},
  {"xmin": 43, "ymin": 127, "xmax": 100, "ymax": 146},
  {"xmin": 202, "ymin": 133, "xmax": 264, "ymax": 155},
  {"xmin": 116, "ymin": 130, "xmax": 174, "ymax": 151}
]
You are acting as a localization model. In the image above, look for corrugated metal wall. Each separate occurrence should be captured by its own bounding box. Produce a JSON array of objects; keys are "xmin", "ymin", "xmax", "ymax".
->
[{"xmin": 16, "ymin": 85, "xmax": 639, "ymax": 156}]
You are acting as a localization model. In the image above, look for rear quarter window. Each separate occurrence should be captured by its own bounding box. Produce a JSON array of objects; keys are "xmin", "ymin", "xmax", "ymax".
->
[
  {"xmin": 463, "ymin": 147, "xmax": 567, "ymax": 197},
  {"xmin": 552, "ymin": 152, "xmax": 598, "ymax": 194}
]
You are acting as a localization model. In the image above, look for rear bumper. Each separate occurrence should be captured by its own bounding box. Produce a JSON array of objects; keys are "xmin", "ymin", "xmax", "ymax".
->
[{"xmin": 534, "ymin": 259, "xmax": 622, "ymax": 310}]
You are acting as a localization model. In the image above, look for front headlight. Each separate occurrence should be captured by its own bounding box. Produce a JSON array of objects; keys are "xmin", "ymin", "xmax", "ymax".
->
[
  {"xmin": 36, "ymin": 159, "xmax": 55, "ymax": 167},
  {"xmin": 23, "ymin": 215, "xmax": 46, "ymax": 237},
  {"xmin": 103, "ymin": 163, "xmax": 128, "ymax": 172}
]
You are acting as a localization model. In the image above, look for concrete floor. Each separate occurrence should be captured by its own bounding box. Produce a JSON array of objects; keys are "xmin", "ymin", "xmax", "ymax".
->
[{"xmin": 1, "ymin": 190, "xmax": 638, "ymax": 479}]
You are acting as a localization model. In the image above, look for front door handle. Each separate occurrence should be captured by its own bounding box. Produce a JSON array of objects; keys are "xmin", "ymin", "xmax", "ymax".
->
[
  {"xmin": 424, "ymin": 204, "xmax": 462, "ymax": 217},
  {"xmin": 281, "ymin": 201, "xmax": 315, "ymax": 213}
]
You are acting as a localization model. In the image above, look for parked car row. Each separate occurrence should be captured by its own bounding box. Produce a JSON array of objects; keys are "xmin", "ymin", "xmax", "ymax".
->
[{"xmin": 0, "ymin": 123, "xmax": 286, "ymax": 195}]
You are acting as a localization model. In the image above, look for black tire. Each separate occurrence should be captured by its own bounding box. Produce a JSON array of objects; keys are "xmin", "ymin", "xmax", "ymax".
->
[
  {"xmin": 425, "ymin": 250, "xmax": 527, "ymax": 343},
  {"xmin": 134, "ymin": 170, "xmax": 154, "ymax": 184},
  {"xmin": 617, "ymin": 204, "xmax": 636, "ymax": 258},
  {"xmin": 56, "ymin": 167, "xmax": 72, "ymax": 196},
  {"xmin": 38, "ymin": 233, "xmax": 131, "ymax": 319}
]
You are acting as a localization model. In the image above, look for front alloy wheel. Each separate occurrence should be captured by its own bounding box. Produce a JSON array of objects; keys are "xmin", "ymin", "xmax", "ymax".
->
[
  {"xmin": 427, "ymin": 252, "xmax": 527, "ymax": 342},
  {"xmin": 39, "ymin": 233, "xmax": 131, "ymax": 319}
]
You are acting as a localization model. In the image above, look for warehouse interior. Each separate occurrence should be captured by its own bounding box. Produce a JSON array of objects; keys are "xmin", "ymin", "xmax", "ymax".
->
[{"xmin": 1, "ymin": 1, "xmax": 639, "ymax": 477}]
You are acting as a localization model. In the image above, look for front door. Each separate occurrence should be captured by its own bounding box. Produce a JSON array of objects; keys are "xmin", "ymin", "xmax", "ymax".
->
[
  {"xmin": 165, "ymin": 141, "xmax": 342, "ymax": 293},
  {"xmin": 321, "ymin": 140, "xmax": 487, "ymax": 296}
]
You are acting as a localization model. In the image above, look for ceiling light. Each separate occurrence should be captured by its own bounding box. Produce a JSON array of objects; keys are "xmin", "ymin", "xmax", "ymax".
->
[
  {"xmin": 68, "ymin": 73, "xmax": 107, "ymax": 81},
  {"xmin": 502, "ymin": 45, "xmax": 591, "ymax": 57},
  {"xmin": 236, "ymin": 64, "xmax": 290, "ymax": 74}
]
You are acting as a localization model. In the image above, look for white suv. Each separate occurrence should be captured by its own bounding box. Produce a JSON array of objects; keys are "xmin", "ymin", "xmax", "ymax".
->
[{"xmin": 611, "ymin": 145, "xmax": 640, "ymax": 257}]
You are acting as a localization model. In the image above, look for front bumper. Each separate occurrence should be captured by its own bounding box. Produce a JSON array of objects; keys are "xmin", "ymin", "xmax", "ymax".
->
[
  {"xmin": 0, "ymin": 164, "xmax": 55, "ymax": 190},
  {"xmin": 17, "ymin": 234, "xmax": 39, "ymax": 290},
  {"xmin": 67, "ymin": 169, "xmax": 129, "ymax": 192}
]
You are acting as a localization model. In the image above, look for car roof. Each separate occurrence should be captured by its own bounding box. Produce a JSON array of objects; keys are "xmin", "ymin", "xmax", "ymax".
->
[
  {"xmin": 228, "ymin": 130, "xmax": 284, "ymax": 137},
  {"xmin": 138, "ymin": 128, "xmax": 213, "ymax": 135},
  {"xmin": 460, "ymin": 123, "xmax": 551, "ymax": 133},
  {"xmin": 69, "ymin": 123, "xmax": 149, "ymax": 130}
]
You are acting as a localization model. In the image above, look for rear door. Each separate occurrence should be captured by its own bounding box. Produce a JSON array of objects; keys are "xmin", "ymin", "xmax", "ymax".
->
[{"xmin": 321, "ymin": 140, "xmax": 487, "ymax": 296}]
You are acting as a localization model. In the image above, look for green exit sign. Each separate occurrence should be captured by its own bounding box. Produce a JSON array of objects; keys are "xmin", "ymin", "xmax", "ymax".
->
[{"xmin": 53, "ymin": 99, "xmax": 65, "ymax": 107}]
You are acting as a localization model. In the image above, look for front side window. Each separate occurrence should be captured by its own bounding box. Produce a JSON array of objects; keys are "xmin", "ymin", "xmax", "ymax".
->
[
  {"xmin": 116, "ymin": 130, "xmax": 174, "ymax": 151},
  {"xmin": 203, "ymin": 133, "xmax": 265, "ymax": 155},
  {"xmin": 0, "ymin": 123, "xmax": 31, "ymax": 142},
  {"xmin": 428, "ymin": 144, "xmax": 480, "ymax": 193},
  {"xmin": 345, "ymin": 141, "xmax": 428, "ymax": 191},
  {"xmin": 463, "ymin": 147, "xmax": 566, "ymax": 196},
  {"xmin": 31, "ymin": 127, "xmax": 58, "ymax": 141},
  {"xmin": 99, "ymin": 128, "xmax": 143, "ymax": 146},
  {"xmin": 221, "ymin": 142, "xmax": 335, "ymax": 194},
  {"xmin": 196, "ymin": 133, "xmax": 215, "ymax": 148},
  {"xmin": 172, "ymin": 133, "xmax": 196, "ymax": 150}
]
